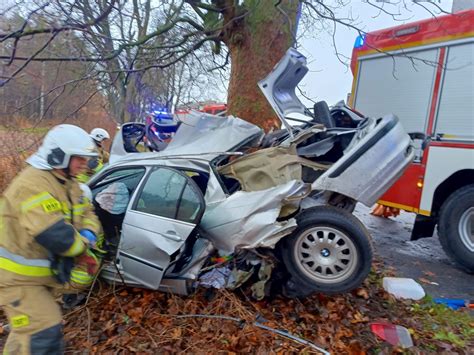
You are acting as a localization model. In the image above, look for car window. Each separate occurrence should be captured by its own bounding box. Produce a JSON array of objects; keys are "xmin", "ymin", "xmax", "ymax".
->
[
  {"xmin": 134, "ymin": 167, "xmax": 202, "ymax": 223},
  {"xmin": 176, "ymin": 183, "xmax": 202, "ymax": 222},
  {"xmin": 92, "ymin": 167, "xmax": 146, "ymax": 197}
]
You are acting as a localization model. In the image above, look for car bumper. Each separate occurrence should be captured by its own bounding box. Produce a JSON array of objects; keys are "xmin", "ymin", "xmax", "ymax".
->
[{"xmin": 312, "ymin": 115, "xmax": 415, "ymax": 206}]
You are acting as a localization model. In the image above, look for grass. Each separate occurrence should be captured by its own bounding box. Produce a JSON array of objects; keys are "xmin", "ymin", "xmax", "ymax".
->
[
  {"xmin": 410, "ymin": 296, "xmax": 474, "ymax": 349},
  {"xmin": 0, "ymin": 125, "xmax": 49, "ymax": 134}
]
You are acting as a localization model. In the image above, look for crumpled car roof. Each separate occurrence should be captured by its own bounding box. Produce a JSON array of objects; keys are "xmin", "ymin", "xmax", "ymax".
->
[{"xmin": 110, "ymin": 112, "xmax": 262, "ymax": 164}]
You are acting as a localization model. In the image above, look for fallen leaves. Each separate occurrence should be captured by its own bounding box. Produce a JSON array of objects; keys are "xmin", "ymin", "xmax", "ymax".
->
[
  {"xmin": 355, "ymin": 288, "xmax": 369, "ymax": 300},
  {"xmin": 418, "ymin": 277, "xmax": 432, "ymax": 284},
  {"xmin": 0, "ymin": 262, "xmax": 471, "ymax": 353},
  {"xmin": 418, "ymin": 277, "xmax": 439, "ymax": 286}
]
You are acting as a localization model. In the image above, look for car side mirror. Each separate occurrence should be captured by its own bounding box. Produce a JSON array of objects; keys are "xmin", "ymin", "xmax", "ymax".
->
[{"xmin": 122, "ymin": 123, "xmax": 146, "ymax": 153}]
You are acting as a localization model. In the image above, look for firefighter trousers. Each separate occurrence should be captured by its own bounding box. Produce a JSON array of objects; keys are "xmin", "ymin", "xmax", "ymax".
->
[{"xmin": 0, "ymin": 285, "xmax": 63, "ymax": 355}]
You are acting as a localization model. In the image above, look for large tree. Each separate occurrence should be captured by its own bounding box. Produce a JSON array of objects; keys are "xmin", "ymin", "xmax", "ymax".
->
[
  {"xmin": 0, "ymin": 1, "xmax": 452, "ymax": 128},
  {"xmin": 203, "ymin": 0, "xmax": 300, "ymax": 130}
]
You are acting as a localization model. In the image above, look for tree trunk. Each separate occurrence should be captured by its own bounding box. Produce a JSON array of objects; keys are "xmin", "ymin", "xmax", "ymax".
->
[{"xmin": 224, "ymin": 0, "xmax": 299, "ymax": 131}]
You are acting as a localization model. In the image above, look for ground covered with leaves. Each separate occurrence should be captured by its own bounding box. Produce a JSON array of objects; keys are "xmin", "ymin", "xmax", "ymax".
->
[
  {"xmin": 1, "ymin": 262, "xmax": 472, "ymax": 353},
  {"xmin": 28, "ymin": 264, "xmax": 474, "ymax": 352}
]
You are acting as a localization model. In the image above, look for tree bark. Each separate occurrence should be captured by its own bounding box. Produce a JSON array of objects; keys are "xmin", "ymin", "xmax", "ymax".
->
[{"xmin": 223, "ymin": 0, "xmax": 299, "ymax": 131}]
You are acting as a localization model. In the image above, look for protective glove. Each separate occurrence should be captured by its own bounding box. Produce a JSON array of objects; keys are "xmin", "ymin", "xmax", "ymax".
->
[
  {"xmin": 79, "ymin": 229, "xmax": 97, "ymax": 246},
  {"xmin": 49, "ymin": 253, "xmax": 74, "ymax": 284}
]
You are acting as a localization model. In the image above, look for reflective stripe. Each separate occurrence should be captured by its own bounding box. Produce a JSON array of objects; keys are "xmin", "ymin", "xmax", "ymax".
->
[
  {"xmin": 83, "ymin": 218, "xmax": 99, "ymax": 229},
  {"xmin": 73, "ymin": 203, "xmax": 88, "ymax": 215},
  {"xmin": 20, "ymin": 192, "xmax": 54, "ymax": 212},
  {"xmin": 0, "ymin": 247, "xmax": 52, "ymax": 277},
  {"xmin": 62, "ymin": 203, "xmax": 71, "ymax": 215},
  {"xmin": 70, "ymin": 270, "xmax": 93, "ymax": 285},
  {"xmin": 61, "ymin": 236, "xmax": 85, "ymax": 257},
  {"xmin": 93, "ymin": 161, "xmax": 104, "ymax": 174},
  {"xmin": 76, "ymin": 174, "xmax": 90, "ymax": 183},
  {"xmin": 11, "ymin": 314, "xmax": 30, "ymax": 328}
]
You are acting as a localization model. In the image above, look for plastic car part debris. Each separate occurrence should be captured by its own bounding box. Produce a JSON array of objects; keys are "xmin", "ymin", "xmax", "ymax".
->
[
  {"xmin": 370, "ymin": 322, "xmax": 414, "ymax": 348},
  {"xmin": 250, "ymin": 259, "xmax": 274, "ymax": 300},
  {"xmin": 434, "ymin": 298, "xmax": 474, "ymax": 310},
  {"xmin": 198, "ymin": 267, "xmax": 231, "ymax": 289},
  {"xmin": 382, "ymin": 277, "xmax": 425, "ymax": 300},
  {"xmin": 210, "ymin": 255, "xmax": 233, "ymax": 263}
]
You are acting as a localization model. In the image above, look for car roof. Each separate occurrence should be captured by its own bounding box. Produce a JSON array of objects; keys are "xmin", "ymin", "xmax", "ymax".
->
[{"xmin": 105, "ymin": 153, "xmax": 217, "ymax": 173}]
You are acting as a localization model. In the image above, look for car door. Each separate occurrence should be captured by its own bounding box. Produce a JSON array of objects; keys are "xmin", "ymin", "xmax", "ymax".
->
[
  {"xmin": 118, "ymin": 166, "xmax": 205, "ymax": 289},
  {"xmin": 90, "ymin": 166, "xmax": 147, "ymax": 247}
]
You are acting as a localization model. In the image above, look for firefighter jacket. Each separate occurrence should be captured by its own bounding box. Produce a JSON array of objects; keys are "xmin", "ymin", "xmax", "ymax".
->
[
  {"xmin": 0, "ymin": 166, "xmax": 101, "ymax": 287},
  {"xmin": 76, "ymin": 145, "xmax": 109, "ymax": 183},
  {"xmin": 99, "ymin": 145, "xmax": 110, "ymax": 165}
]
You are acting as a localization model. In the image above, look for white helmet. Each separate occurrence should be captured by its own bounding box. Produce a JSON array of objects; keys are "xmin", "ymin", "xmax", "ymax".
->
[
  {"xmin": 27, "ymin": 124, "xmax": 98, "ymax": 170},
  {"xmin": 90, "ymin": 128, "xmax": 110, "ymax": 143}
]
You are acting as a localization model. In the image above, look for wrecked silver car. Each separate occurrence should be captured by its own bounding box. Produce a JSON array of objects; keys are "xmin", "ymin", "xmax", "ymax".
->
[{"xmin": 88, "ymin": 48, "xmax": 414, "ymax": 298}]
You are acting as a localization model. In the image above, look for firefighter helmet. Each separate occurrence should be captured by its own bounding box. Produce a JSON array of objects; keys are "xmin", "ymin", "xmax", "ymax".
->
[
  {"xmin": 27, "ymin": 124, "xmax": 98, "ymax": 170},
  {"xmin": 90, "ymin": 128, "xmax": 110, "ymax": 143}
]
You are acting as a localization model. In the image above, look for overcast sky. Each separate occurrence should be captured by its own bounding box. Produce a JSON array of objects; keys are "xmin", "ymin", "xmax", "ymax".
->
[{"xmin": 297, "ymin": 0, "xmax": 455, "ymax": 107}]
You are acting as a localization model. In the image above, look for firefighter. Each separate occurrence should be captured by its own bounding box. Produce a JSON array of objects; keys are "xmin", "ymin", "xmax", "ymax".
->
[
  {"xmin": 76, "ymin": 128, "xmax": 110, "ymax": 183},
  {"xmin": 89, "ymin": 128, "xmax": 110, "ymax": 165},
  {"xmin": 0, "ymin": 124, "xmax": 102, "ymax": 354}
]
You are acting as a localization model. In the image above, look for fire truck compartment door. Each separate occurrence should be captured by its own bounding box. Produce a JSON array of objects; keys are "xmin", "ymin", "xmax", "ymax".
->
[{"xmin": 353, "ymin": 49, "xmax": 438, "ymax": 135}]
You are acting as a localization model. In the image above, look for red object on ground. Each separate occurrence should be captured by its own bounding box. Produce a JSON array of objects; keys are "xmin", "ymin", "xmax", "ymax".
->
[
  {"xmin": 371, "ymin": 204, "xmax": 400, "ymax": 218},
  {"xmin": 370, "ymin": 322, "xmax": 413, "ymax": 348}
]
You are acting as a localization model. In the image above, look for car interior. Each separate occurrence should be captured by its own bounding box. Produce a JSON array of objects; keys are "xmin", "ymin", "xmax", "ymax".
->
[{"xmin": 90, "ymin": 166, "xmax": 210, "ymax": 258}]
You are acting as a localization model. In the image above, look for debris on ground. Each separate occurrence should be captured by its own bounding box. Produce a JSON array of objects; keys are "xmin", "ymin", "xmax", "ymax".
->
[
  {"xmin": 370, "ymin": 322, "xmax": 414, "ymax": 348},
  {"xmin": 1, "ymin": 261, "xmax": 472, "ymax": 353},
  {"xmin": 383, "ymin": 277, "xmax": 425, "ymax": 300},
  {"xmin": 434, "ymin": 298, "xmax": 474, "ymax": 310},
  {"xmin": 371, "ymin": 204, "xmax": 400, "ymax": 218}
]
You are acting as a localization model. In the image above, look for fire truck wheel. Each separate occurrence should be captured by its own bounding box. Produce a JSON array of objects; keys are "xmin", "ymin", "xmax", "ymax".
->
[
  {"xmin": 438, "ymin": 184, "xmax": 474, "ymax": 273},
  {"xmin": 280, "ymin": 206, "xmax": 373, "ymax": 296}
]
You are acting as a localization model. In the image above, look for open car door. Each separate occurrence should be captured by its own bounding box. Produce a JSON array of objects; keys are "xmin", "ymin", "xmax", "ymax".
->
[{"xmin": 117, "ymin": 166, "xmax": 205, "ymax": 289}]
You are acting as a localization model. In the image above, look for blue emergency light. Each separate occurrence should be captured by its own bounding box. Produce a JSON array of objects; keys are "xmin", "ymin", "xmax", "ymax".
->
[{"xmin": 354, "ymin": 35, "xmax": 366, "ymax": 48}]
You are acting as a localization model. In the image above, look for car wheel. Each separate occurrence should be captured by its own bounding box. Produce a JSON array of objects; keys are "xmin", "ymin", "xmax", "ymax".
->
[
  {"xmin": 438, "ymin": 184, "xmax": 474, "ymax": 273},
  {"xmin": 280, "ymin": 206, "xmax": 373, "ymax": 296}
]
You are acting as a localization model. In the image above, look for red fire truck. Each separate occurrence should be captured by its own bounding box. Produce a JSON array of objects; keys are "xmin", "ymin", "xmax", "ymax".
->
[{"xmin": 349, "ymin": 10, "xmax": 474, "ymax": 272}]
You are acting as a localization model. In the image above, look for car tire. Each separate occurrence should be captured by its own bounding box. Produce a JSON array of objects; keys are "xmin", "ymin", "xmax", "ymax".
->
[
  {"xmin": 280, "ymin": 206, "xmax": 373, "ymax": 296},
  {"xmin": 438, "ymin": 184, "xmax": 474, "ymax": 273}
]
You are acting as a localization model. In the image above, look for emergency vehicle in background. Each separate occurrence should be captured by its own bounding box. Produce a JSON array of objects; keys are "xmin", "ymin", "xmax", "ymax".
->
[
  {"xmin": 349, "ymin": 9, "xmax": 474, "ymax": 272},
  {"xmin": 200, "ymin": 103, "xmax": 227, "ymax": 115},
  {"xmin": 175, "ymin": 103, "xmax": 227, "ymax": 116}
]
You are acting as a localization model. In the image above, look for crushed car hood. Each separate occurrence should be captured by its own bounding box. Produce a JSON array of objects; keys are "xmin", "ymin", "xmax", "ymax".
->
[
  {"xmin": 258, "ymin": 47, "xmax": 310, "ymax": 133},
  {"xmin": 200, "ymin": 180, "xmax": 310, "ymax": 253},
  {"xmin": 110, "ymin": 112, "xmax": 262, "ymax": 164}
]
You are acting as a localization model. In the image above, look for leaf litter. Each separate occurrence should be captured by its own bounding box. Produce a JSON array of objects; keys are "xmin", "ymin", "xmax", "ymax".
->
[{"xmin": 0, "ymin": 261, "xmax": 472, "ymax": 353}]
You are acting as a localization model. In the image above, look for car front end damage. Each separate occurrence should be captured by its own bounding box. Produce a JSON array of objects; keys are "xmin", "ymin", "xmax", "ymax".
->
[{"xmin": 95, "ymin": 48, "xmax": 414, "ymax": 298}]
